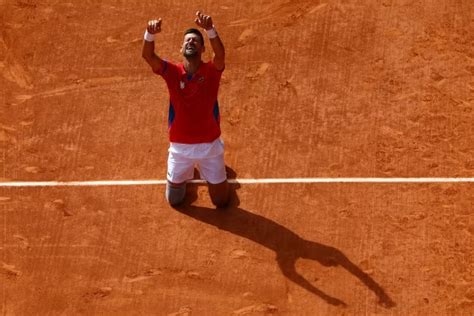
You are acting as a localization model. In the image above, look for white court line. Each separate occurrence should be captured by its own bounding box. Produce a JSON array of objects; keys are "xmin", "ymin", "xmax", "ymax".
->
[{"xmin": 0, "ymin": 178, "xmax": 473, "ymax": 187}]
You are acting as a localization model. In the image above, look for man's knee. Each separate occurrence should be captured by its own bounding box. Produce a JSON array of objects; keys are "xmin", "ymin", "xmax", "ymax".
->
[
  {"xmin": 211, "ymin": 195, "xmax": 229, "ymax": 208},
  {"xmin": 209, "ymin": 181, "xmax": 230, "ymax": 208},
  {"xmin": 166, "ymin": 182, "xmax": 186, "ymax": 206}
]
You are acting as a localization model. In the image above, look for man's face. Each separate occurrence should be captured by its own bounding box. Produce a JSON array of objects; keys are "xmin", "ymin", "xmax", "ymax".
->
[{"xmin": 182, "ymin": 33, "xmax": 204, "ymax": 57}]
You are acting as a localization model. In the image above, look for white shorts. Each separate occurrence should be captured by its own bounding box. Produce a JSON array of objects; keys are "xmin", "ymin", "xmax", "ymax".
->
[{"xmin": 167, "ymin": 138, "xmax": 227, "ymax": 184}]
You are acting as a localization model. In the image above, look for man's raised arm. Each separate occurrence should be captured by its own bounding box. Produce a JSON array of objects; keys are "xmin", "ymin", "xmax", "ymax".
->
[
  {"xmin": 142, "ymin": 18, "xmax": 164, "ymax": 73},
  {"xmin": 195, "ymin": 11, "xmax": 225, "ymax": 71}
]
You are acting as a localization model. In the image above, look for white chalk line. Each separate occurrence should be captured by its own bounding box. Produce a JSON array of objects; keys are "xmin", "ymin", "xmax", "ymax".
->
[{"xmin": 0, "ymin": 178, "xmax": 473, "ymax": 187}]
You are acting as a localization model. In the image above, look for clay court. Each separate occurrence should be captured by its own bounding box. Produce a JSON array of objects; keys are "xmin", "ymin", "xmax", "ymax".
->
[{"xmin": 1, "ymin": 0, "xmax": 473, "ymax": 315}]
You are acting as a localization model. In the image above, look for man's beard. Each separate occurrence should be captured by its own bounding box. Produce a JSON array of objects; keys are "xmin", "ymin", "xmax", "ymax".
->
[
  {"xmin": 183, "ymin": 51, "xmax": 198, "ymax": 57},
  {"xmin": 183, "ymin": 46, "xmax": 198, "ymax": 57}
]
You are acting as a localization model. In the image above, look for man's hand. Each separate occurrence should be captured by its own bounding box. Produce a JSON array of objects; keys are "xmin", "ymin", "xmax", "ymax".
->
[
  {"xmin": 195, "ymin": 11, "xmax": 213, "ymax": 30},
  {"xmin": 194, "ymin": 11, "xmax": 225, "ymax": 71},
  {"xmin": 147, "ymin": 18, "xmax": 162, "ymax": 34},
  {"xmin": 143, "ymin": 18, "xmax": 163, "ymax": 74}
]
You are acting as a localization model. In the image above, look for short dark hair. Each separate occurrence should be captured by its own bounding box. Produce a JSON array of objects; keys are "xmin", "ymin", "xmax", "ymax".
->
[{"xmin": 184, "ymin": 28, "xmax": 204, "ymax": 45}]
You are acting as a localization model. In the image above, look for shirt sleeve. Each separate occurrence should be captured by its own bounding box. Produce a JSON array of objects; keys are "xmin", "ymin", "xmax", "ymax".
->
[
  {"xmin": 208, "ymin": 61, "xmax": 224, "ymax": 84},
  {"xmin": 209, "ymin": 60, "xmax": 225, "ymax": 74},
  {"xmin": 156, "ymin": 60, "xmax": 180, "ymax": 83}
]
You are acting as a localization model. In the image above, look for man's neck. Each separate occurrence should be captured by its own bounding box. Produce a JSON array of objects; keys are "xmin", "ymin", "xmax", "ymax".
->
[{"xmin": 183, "ymin": 56, "xmax": 202, "ymax": 75}]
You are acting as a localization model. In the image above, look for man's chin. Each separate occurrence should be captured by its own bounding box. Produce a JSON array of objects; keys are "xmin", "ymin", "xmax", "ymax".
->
[{"xmin": 183, "ymin": 51, "xmax": 198, "ymax": 58}]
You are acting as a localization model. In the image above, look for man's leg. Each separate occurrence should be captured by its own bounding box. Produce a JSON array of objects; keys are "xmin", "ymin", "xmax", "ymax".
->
[
  {"xmin": 198, "ymin": 153, "xmax": 229, "ymax": 208},
  {"xmin": 166, "ymin": 150, "xmax": 194, "ymax": 207},
  {"xmin": 166, "ymin": 181, "xmax": 187, "ymax": 206},
  {"xmin": 208, "ymin": 180, "xmax": 229, "ymax": 208}
]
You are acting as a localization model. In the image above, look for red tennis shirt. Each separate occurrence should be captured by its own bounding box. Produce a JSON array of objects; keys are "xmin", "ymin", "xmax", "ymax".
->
[{"xmin": 157, "ymin": 60, "xmax": 223, "ymax": 144}]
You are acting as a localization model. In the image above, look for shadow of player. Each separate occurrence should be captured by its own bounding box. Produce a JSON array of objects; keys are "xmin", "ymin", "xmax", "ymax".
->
[{"xmin": 174, "ymin": 168, "xmax": 395, "ymax": 308}]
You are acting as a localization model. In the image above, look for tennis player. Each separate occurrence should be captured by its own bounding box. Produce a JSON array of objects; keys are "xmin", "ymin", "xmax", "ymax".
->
[{"xmin": 142, "ymin": 11, "xmax": 229, "ymax": 208}]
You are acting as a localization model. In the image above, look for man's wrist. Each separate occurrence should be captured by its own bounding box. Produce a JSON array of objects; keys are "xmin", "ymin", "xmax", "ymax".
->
[
  {"xmin": 144, "ymin": 30, "xmax": 155, "ymax": 42},
  {"xmin": 206, "ymin": 27, "xmax": 218, "ymax": 39}
]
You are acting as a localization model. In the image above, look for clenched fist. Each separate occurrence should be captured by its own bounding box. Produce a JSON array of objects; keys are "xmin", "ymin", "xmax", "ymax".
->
[
  {"xmin": 147, "ymin": 18, "xmax": 162, "ymax": 34},
  {"xmin": 195, "ymin": 11, "xmax": 213, "ymax": 30}
]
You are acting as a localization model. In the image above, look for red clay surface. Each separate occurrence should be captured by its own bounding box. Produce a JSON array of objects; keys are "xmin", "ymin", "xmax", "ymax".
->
[{"xmin": 1, "ymin": 0, "xmax": 473, "ymax": 315}]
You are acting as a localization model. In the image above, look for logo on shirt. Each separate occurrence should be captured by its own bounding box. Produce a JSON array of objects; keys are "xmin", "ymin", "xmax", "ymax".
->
[{"xmin": 180, "ymin": 81, "xmax": 185, "ymax": 89}]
